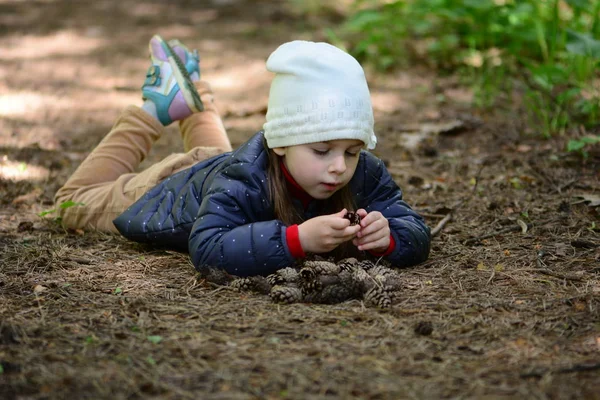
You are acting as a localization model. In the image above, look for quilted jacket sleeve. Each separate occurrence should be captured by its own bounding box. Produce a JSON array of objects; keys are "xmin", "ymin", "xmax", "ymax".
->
[
  {"xmin": 358, "ymin": 153, "xmax": 431, "ymax": 267},
  {"xmin": 188, "ymin": 173, "xmax": 296, "ymax": 277}
]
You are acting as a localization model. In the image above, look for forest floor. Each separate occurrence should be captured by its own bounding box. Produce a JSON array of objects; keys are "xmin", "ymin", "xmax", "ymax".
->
[{"xmin": 1, "ymin": 0, "xmax": 599, "ymax": 399}]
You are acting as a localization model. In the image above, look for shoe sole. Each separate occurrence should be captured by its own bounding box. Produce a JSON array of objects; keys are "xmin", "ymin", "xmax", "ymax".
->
[{"xmin": 156, "ymin": 36, "xmax": 204, "ymax": 112}]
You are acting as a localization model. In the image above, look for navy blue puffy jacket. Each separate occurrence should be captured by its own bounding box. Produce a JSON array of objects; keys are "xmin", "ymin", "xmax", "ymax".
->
[{"xmin": 114, "ymin": 131, "xmax": 430, "ymax": 276}]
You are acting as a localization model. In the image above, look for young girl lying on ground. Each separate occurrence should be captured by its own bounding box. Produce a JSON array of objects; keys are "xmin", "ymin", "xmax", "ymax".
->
[{"xmin": 54, "ymin": 35, "xmax": 431, "ymax": 276}]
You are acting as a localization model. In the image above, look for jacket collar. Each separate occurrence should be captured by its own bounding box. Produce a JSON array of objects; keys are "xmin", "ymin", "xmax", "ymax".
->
[{"xmin": 280, "ymin": 160, "xmax": 313, "ymax": 208}]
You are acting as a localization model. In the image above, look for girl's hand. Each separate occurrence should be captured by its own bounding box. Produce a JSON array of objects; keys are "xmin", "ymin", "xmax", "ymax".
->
[
  {"xmin": 298, "ymin": 209, "xmax": 361, "ymax": 254},
  {"xmin": 353, "ymin": 209, "xmax": 390, "ymax": 252}
]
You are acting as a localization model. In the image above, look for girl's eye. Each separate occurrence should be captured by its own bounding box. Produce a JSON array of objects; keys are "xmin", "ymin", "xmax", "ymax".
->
[
  {"xmin": 313, "ymin": 149, "xmax": 329, "ymax": 155},
  {"xmin": 345, "ymin": 151, "xmax": 359, "ymax": 157}
]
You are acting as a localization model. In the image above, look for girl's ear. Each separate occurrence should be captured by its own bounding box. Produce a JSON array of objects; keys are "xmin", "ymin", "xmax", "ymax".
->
[{"xmin": 272, "ymin": 147, "xmax": 286, "ymax": 156}]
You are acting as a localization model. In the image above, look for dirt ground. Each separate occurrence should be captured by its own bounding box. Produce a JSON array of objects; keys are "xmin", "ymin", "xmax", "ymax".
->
[{"xmin": 1, "ymin": 0, "xmax": 599, "ymax": 399}]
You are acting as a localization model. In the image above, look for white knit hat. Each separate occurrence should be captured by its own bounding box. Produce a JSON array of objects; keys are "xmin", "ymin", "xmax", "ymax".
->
[{"xmin": 263, "ymin": 41, "xmax": 377, "ymax": 150}]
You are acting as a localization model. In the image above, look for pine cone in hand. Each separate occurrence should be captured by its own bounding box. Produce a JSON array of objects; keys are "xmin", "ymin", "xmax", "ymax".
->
[{"xmin": 344, "ymin": 211, "xmax": 361, "ymax": 226}]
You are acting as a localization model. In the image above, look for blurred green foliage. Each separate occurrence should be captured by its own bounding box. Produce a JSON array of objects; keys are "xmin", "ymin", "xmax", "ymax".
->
[{"xmin": 334, "ymin": 0, "xmax": 600, "ymax": 149}]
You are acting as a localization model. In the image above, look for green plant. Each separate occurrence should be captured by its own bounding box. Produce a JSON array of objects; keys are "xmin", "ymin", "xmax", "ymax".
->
[
  {"xmin": 338, "ymin": 0, "xmax": 600, "ymax": 138},
  {"xmin": 38, "ymin": 200, "xmax": 85, "ymax": 222},
  {"xmin": 567, "ymin": 134, "xmax": 600, "ymax": 157}
]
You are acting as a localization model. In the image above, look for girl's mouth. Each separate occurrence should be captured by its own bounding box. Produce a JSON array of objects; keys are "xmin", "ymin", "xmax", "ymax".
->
[{"xmin": 321, "ymin": 182, "xmax": 339, "ymax": 191}]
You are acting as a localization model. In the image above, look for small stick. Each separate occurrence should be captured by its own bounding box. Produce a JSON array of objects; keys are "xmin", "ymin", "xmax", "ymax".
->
[
  {"xmin": 521, "ymin": 362, "xmax": 600, "ymax": 378},
  {"xmin": 518, "ymin": 268, "xmax": 585, "ymax": 282},
  {"xmin": 430, "ymin": 213, "xmax": 452, "ymax": 238}
]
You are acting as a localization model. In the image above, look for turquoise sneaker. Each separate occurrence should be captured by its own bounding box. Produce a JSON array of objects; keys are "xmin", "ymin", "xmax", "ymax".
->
[
  {"xmin": 141, "ymin": 35, "xmax": 204, "ymax": 126},
  {"xmin": 168, "ymin": 39, "xmax": 201, "ymax": 81}
]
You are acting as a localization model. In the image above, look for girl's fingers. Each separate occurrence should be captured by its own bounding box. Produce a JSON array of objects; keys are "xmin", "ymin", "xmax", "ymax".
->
[
  {"xmin": 356, "ymin": 209, "xmax": 368, "ymax": 219},
  {"xmin": 357, "ymin": 217, "xmax": 385, "ymax": 238},
  {"xmin": 357, "ymin": 229, "xmax": 389, "ymax": 249},
  {"xmin": 357, "ymin": 232, "xmax": 385, "ymax": 247}
]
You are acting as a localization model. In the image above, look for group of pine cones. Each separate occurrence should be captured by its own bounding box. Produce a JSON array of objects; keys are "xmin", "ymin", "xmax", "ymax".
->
[{"xmin": 198, "ymin": 258, "xmax": 403, "ymax": 308}]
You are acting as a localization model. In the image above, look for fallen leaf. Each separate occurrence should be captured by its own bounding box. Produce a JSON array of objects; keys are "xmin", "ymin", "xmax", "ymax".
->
[
  {"xmin": 33, "ymin": 285, "xmax": 47, "ymax": 294},
  {"xmin": 517, "ymin": 144, "xmax": 532, "ymax": 153},
  {"xmin": 517, "ymin": 219, "xmax": 528, "ymax": 233}
]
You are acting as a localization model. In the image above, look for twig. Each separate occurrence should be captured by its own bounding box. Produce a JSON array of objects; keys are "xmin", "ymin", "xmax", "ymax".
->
[
  {"xmin": 517, "ymin": 268, "xmax": 585, "ymax": 282},
  {"xmin": 430, "ymin": 213, "xmax": 452, "ymax": 238},
  {"xmin": 486, "ymin": 268, "xmax": 496, "ymax": 285},
  {"xmin": 521, "ymin": 362, "xmax": 600, "ymax": 378},
  {"xmin": 65, "ymin": 256, "xmax": 92, "ymax": 265}
]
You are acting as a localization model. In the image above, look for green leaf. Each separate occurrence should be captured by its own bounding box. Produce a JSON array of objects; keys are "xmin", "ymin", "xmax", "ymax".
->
[
  {"xmin": 147, "ymin": 335, "xmax": 163, "ymax": 344},
  {"xmin": 566, "ymin": 30, "xmax": 600, "ymax": 59},
  {"xmin": 146, "ymin": 356, "xmax": 156, "ymax": 365},
  {"xmin": 567, "ymin": 139, "xmax": 586, "ymax": 152},
  {"xmin": 59, "ymin": 201, "xmax": 85, "ymax": 210},
  {"xmin": 113, "ymin": 287, "xmax": 122, "ymax": 295},
  {"xmin": 581, "ymin": 135, "xmax": 600, "ymax": 144},
  {"xmin": 38, "ymin": 209, "xmax": 57, "ymax": 217}
]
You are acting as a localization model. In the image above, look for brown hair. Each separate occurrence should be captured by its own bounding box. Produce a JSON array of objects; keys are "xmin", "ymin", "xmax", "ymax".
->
[{"xmin": 264, "ymin": 138, "xmax": 361, "ymax": 259}]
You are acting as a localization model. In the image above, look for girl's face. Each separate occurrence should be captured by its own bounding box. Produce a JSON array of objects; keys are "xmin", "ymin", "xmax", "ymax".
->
[{"xmin": 273, "ymin": 139, "xmax": 364, "ymax": 199}]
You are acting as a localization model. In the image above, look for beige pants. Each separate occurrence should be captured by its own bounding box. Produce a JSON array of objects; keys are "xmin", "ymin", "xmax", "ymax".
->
[{"xmin": 54, "ymin": 81, "xmax": 232, "ymax": 233}]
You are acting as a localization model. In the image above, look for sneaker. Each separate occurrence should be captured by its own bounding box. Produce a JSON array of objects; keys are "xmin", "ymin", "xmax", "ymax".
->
[
  {"xmin": 141, "ymin": 35, "xmax": 204, "ymax": 126},
  {"xmin": 168, "ymin": 39, "xmax": 201, "ymax": 81}
]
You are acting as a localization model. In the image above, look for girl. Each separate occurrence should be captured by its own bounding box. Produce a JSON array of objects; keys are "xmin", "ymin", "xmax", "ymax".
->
[{"xmin": 55, "ymin": 36, "xmax": 431, "ymax": 277}]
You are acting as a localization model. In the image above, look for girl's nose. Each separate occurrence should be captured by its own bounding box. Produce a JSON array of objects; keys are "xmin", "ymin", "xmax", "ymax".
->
[{"xmin": 329, "ymin": 155, "xmax": 347, "ymax": 174}]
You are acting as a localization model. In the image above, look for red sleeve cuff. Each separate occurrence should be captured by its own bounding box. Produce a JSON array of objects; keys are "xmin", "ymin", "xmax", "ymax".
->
[
  {"xmin": 286, "ymin": 224, "xmax": 306, "ymax": 259},
  {"xmin": 368, "ymin": 234, "xmax": 396, "ymax": 257}
]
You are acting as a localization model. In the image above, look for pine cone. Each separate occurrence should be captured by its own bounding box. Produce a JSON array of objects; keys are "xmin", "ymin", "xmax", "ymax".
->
[
  {"xmin": 338, "ymin": 257, "xmax": 359, "ymax": 272},
  {"xmin": 337, "ymin": 270, "xmax": 365, "ymax": 297},
  {"xmin": 364, "ymin": 286, "xmax": 392, "ymax": 309},
  {"xmin": 358, "ymin": 259, "xmax": 376, "ymax": 270},
  {"xmin": 307, "ymin": 284, "xmax": 355, "ymax": 304},
  {"xmin": 230, "ymin": 276, "xmax": 271, "ymax": 294},
  {"xmin": 299, "ymin": 267, "xmax": 322, "ymax": 294},
  {"xmin": 351, "ymin": 267, "xmax": 375, "ymax": 293},
  {"xmin": 266, "ymin": 267, "xmax": 299, "ymax": 286},
  {"xmin": 303, "ymin": 260, "xmax": 340, "ymax": 275},
  {"xmin": 382, "ymin": 276, "xmax": 403, "ymax": 292},
  {"xmin": 270, "ymin": 285, "xmax": 303, "ymax": 304},
  {"xmin": 344, "ymin": 211, "xmax": 361, "ymax": 226},
  {"xmin": 197, "ymin": 266, "xmax": 234, "ymax": 286},
  {"xmin": 368, "ymin": 265, "xmax": 400, "ymax": 282}
]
